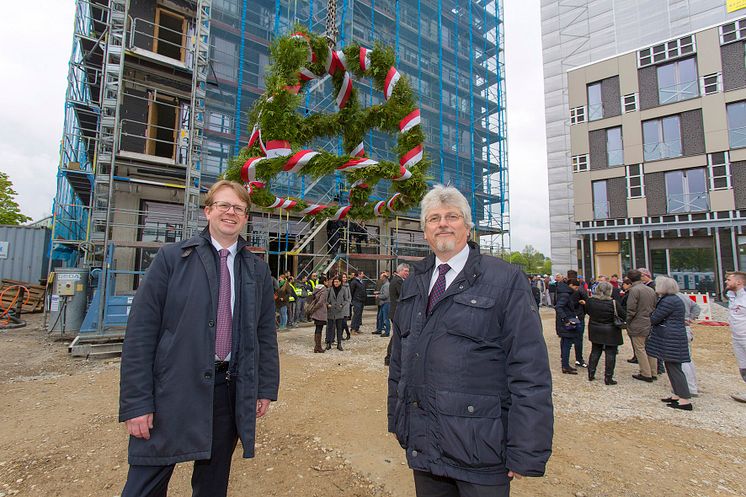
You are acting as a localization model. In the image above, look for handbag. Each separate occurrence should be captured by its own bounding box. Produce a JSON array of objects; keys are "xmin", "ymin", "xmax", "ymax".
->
[
  {"xmin": 612, "ymin": 300, "xmax": 626, "ymax": 329},
  {"xmin": 564, "ymin": 317, "xmax": 581, "ymax": 331}
]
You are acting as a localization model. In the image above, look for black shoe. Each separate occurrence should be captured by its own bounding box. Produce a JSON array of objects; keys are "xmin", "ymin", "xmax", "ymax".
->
[
  {"xmin": 651, "ymin": 376, "xmax": 659, "ymax": 381},
  {"xmin": 632, "ymin": 374, "xmax": 654, "ymax": 383},
  {"xmin": 562, "ymin": 368, "xmax": 578, "ymax": 375},
  {"xmin": 380, "ymin": 333, "xmax": 390, "ymax": 337},
  {"xmin": 667, "ymin": 402, "xmax": 692, "ymax": 411},
  {"xmin": 337, "ymin": 344, "xmax": 344, "ymax": 351},
  {"xmin": 372, "ymin": 330, "xmax": 382, "ymax": 335},
  {"xmin": 604, "ymin": 377, "xmax": 617, "ymax": 385},
  {"xmin": 325, "ymin": 342, "xmax": 332, "ymax": 350},
  {"xmin": 627, "ymin": 357, "xmax": 638, "ymax": 364},
  {"xmin": 575, "ymin": 360, "xmax": 588, "ymax": 368},
  {"xmin": 344, "ymin": 331, "xmax": 351, "ymax": 340},
  {"xmin": 661, "ymin": 397, "xmax": 678, "ymax": 403},
  {"xmin": 588, "ymin": 372, "xmax": 595, "ymax": 381}
]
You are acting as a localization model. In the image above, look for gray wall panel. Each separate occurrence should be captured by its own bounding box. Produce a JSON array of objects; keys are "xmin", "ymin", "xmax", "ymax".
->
[
  {"xmin": 732, "ymin": 160, "xmax": 746, "ymax": 209},
  {"xmin": 721, "ymin": 41, "xmax": 746, "ymax": 92},
  {"xmin": 681, "ymin": 109, "xmax": 705, "ymax": 157},
  {"xmin": 638, "ymin": 66, "xmax": 659, "ymax": 110},
  {"xmin": 608, "ymin": 177, "xmax": 628, "ymax": 218},
  {"xmin": 645, "ymin": 172, "xmax": 667, "ymax": 215},
  {"xmin": 602, "ymin": 76, "xmax": 622, "ymax": 117},
  {"xmin": 589, "ymin": 129, "xmax": 608, "ymax": 170}
]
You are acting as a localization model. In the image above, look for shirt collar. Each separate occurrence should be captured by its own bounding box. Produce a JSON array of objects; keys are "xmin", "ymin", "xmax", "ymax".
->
[
  {"xmin": 434, "ymin": 242, "xmax": 470, "ymax": 274},
  {"xmin": 210, "ymin": 237, "xmax": 238, "ymax": 256}
]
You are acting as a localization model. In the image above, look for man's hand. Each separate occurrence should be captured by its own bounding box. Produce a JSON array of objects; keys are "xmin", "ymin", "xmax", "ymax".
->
[
  {"xmin": 256, "ymin": 399, "xmax": 271, "ymax": 418},
  {"xmin": 125, "ymin": 413, "xmax": 154, "ymax": 440},
  {"xmin": 508, "ymin": 471, "xmax": 524, "ymax": 479}
]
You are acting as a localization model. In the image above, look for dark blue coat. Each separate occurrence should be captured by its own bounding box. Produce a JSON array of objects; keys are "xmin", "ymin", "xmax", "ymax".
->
[
  {"xmin": 119, "ymin": 229, "xmax": 280, "ymax": 465},
  {"xmin": 554, "ymin": 282, "xmax": 578, "ymax": 338},
  {"xmin": 646, "ymin": 294, "xmax": 690, "ymax": 363},
  {"xmin": 387, "ymin": 243, "xmax": 554, "ymax": 485}
]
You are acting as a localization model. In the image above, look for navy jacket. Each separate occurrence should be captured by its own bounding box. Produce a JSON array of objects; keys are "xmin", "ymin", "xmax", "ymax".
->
[
  {"xmin": 119, "ymin": 229, "xmax": 280, "ymax": 465},
  {"xmin": 350, "ymin": 277, "xmax": 366, "ymax": 303},
  {"xmin": 647, "ymin": 294, "xmax": 690, "ymax": 363},
  {"xmin": 387, "ymin": 242, "xmax": 553, "ymax": 485},
  {"xmin": 554, "ymin": 282, "xmax": 578, "ymax": 338}
]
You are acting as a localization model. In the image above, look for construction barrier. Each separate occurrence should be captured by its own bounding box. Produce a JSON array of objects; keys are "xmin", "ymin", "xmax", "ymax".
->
[{"xmin": 687, "ymin": 293, "xmax": 713, "ymax": 321}]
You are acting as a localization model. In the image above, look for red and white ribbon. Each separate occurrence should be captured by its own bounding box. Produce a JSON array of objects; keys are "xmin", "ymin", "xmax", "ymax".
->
[
  {"xmin": 350, "ymin": 179, "xmax": 369, "ymax": 189},
  {"xmin": 269, "ymin": 197, "xmax": 297, "ymax": 210},
  {"xmin": 336, "ymin": 71, "xmax": 353, "ymax": 109},
  {"xmin": 393, "ymin": 165, "xmax": 412, "ymax": 182},
  {"xmin": 359, "ymin": 47, "xmax": 371, "ymax": 72},
  {"xmin": 283, "ymin": 150, "xmax": 319, "ymax": 173},
  {"xmin": 374, "ymin": 201, "xmax": 386, "ymax": 216},
  {"xmin": 290, "ymin": 32, "xmax": 315, "ymax": 63},
  {"xmin": 337, "ymin": 157, "xmax": 379, "ymax": 172},
  {"xmin": 400, "ymin": 145, "xmax": 423, "ymax": 169},
  {"xmin": 299, "ymin": 67, "xmax": 317, "ymax": 82},
  {"xmin": 241, "ymin": 157, "xmax": 266, "ymax": 182},
  {"xmin": 351, "ymin": 141, "xmax": 365, "ymax": 158},
  {"xmin": 284, "ymin": 84, "xmax": 301, "ymax": 95},
  {"xmin": 301, "ymin": 204, "xmax": 327, "ymax": 215},
  {"xmin": 331, "ymin": 205, "xmax": 351, "ymax": 220},
  {"xmin": 387, "ymin": 193, "xmax": 402, "ymax": 212},
  {"xmin": 264, "ymin": 140, "xmax": 292, "ymax": 158},
  {"xmin": 384, "ymin": 67, "xmax": 401, "ymax": 100},
  {"xmin": 399, "ymin": 109, "xmax": 421, "ymax": 133},
  {"xmin": 246, "ymin": 181, "xmax": 265, "ymax": 194},
  {"xmin": 325, "ymin": 49, "xmax": 347, "ymax": 75},
  {"xmin": 248, "ymin": 124, "xmax": 260, "ymax": 148}
]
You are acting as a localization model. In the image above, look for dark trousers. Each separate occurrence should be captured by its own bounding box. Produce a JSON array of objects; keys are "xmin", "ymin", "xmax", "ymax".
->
[
  {"xmin": 665, "ymin": 361, "xmax": 691, "ymax": 399},
  {"xmin": 121, "ymin": 371, "xmax": 238, "ymax": 497},
  {"xmin": 351, "ymin": 301, "xmax": 364, "ymax": 330},
  {"xmin": 560, "ymin": 337, "xmax": 574, "ymax": 369},
  {"xmin": 326, "ymin": 318, "xmax": 344, "ymax": 344},
  {"xmin": 413, "ymin": 470, "xmax": 510, "ymax": 497},
  {"xmin": 573, "ymin": 320, "xmax": 585, "ymax": 363},
  {"xmin": 588, "ymin": 343, "xmax": 618, "ymax": 378}
]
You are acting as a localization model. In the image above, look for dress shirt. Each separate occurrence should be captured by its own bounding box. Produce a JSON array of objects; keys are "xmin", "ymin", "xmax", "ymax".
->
[
  {"xmin": 211, "ymin": 237, "xmax": 237, "ymax": 361},
  {"xmin": 428, "ymin": 242, "xmax": 470, "ymax": 294}
]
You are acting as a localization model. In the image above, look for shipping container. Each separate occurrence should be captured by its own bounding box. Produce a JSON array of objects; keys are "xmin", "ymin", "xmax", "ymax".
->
[{"xmin": 0, "ymin": 225, "xmax": 51, "ymax": 284}]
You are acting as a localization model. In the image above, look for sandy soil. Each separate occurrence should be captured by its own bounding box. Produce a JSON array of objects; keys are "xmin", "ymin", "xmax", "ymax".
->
[{"xmin": 0, "ymin": 308, "xmax": 744, "ymax": 497}]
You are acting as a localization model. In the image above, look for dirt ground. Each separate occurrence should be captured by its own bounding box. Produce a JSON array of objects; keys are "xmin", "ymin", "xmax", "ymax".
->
[{"xmin": 1, "ymin": 308, "xmax": 745, "ymax": 497}]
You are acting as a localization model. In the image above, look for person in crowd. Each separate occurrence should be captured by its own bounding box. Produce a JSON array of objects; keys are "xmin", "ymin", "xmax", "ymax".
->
[
  {"xmin": 374, "ymin": 271, "xmax": 389, "ymax": 335},
  {"xmin": 325, "ymin": 275, "xmax": 350, "ymax": 351},
  {"xmin": 555, "ymin": 277, "xmax": 581, "ymax": 374},
  {"xmin": 535, "ymin": 275, "xmax": 546, "ymax": 307},
  {"xmin": 286, "ymin": 275, "xmax": 297, "ymax": 328},
  {"xmin": 276, "ymin": 274, "xmax": 291, "ymax": 329},
  {"xmin": 530, "ymin": 276, "xmax": 542, "ymax": 307},
  {"xmin": 638, "ymin": 268, "xmax": 665, "ymax": 376},
  {"xmin": 307, "ymin": 277, "xmax": 329, "ymax": 353},
  {"xmin": 549, "ymin": 273, "xmax": 562, "ymax": 308},
  {"xmin": 384, "ymin": 263, "xmax": 410, "ymax": 366},
  {"xmin": 295, "ymin": 275, "xmax": 312, "ymax": 323},
  {"xmin": 568, "ymin": 270, "xmax": 588, "ymax": 368},
  {"xmin": 610, "ymin": 274, "xmax": 620, "ymax": 289},
  {"xmin": 118, "ymin": 180, "xmax": 279, "ymax": 497},
  {"xmin": 308, "ymin": 272, "xmax": 320, "ymax": 291},
  {"xmin": 340, "ymin": 272, "xmax": 352, "ymax": 340},
  {"xmin": 676, "ymin": 290, "xmax": 701, "ymax": 396},
  {"xmin": 620, "ymin": 278, "xmax": 632, "ymax": 309},
  {"xmin": 647, "ymin": 276, "xmax": 693, "ymax": 411},
  {"xmin": 625, "ymin": 269, "xmax": 658, "ymax": 382},
  {"xmin": 377, "ymin": 273, "xmax": 391, "ymax": 337},
  {"xmin": 388, "ymin": 184, "xmax": 553, "ymax": 497},
  {"xmin": 349, "ymin": 270, "xmax": 366, "ymax": 334},
  {"xmin": 584, "ymin": 281, "xmax": 625, "ymax": 385},
  {"xmin": 596, "ymin": 275, "xmax": 622, "ymax": 303},
  {"xmin": 543, "ymin": 275, "xmax": 552, "ymax": 307},
  {"xmin": 725, "ymin": 271, "xmax": 746, "ymax": 403}
]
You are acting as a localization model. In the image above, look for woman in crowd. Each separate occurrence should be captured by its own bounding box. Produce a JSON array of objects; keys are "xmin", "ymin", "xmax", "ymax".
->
[
  {"xmin": 647, "ymin": 276, "xmax": 693, "ymax": 411},
  {"xmin": 341, "ymin": 273, "xmax": 352, "ymax": 340},
  {"xmin": 555, "ymin": 277, "xmax": 581, "ymax": 374},
  {"xmin": 584, "ymin": 281, "xmax": 625, "ymax": 385},
  {"xmin": 308, "ymin": 277, "xmax": 329, "ymax": 353},
  {"xmin": 326, "ymin": 275, "xmax": 350, "ymax": 351}
]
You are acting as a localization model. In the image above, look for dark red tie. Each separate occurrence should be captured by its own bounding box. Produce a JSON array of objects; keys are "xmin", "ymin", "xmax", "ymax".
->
[
  {"xmin": 216, "ymin": 249, "xmax": 232, "ymax": 361},
  {"xmin": 427, "ymin": 263, "xmax": 451, "ymax": 314}
]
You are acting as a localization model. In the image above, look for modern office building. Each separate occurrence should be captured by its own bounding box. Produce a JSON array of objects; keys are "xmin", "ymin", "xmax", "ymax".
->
[
  {"xmin": 51, "ymin": 0, "xmax": 509, "ymax": 293},
  {"xmin": 563, "ymin": 12, "xmax": 746, "ymax": 295},
  {"xmin": 541, "ymin": 0, "xmax": 744, "ymax": 276}
]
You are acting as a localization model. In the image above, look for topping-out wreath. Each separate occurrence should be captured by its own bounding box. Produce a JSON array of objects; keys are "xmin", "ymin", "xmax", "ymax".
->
[{"xmin": 223, "ymin": 26, "xmax": 429, "ymax": 221}]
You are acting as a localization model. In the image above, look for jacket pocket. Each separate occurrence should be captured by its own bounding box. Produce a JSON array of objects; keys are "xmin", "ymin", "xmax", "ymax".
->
[
  {"xmin": 393, "ymin": 383, "xmax": 410, "ymax": 448},
  {"xmin": 154, "ymin": 327, "xmax": 176, "ymax": 378},
  {"xmin": 434, "ymin": 390, "xmax": 505, "ymax": 470},
  {"xmin": 445, "ymin": 294, "xmax": 497, "ymax": 341}
]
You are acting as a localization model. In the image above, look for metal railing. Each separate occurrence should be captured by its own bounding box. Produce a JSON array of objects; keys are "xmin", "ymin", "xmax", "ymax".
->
[
  {"xmin": 127, "ymin": 17, "xmax": 193, "ymax": 65},
  {"xmin": 594, "ymin": 201, "xmax": 610, "ymax": 220},
  {"xmin": 588, "ymin": 103, "xmax": 603, "ymax": 121},
  {"xmin": 658, "ymin": 80, "xmax": 698, "ymax": 105},
  {"xmin": 643, "ymin": 140, "xmax": 682, "ymax": 161},
  {"xmin": 667, "ymin": 192, "xmax": 708, "ymax": 213}
]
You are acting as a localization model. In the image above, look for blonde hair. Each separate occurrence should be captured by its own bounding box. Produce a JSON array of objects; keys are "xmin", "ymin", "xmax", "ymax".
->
[
  {"xmin": 419, "ymin": 184, "xmax": 474, "ymax": 230},
  {"xmin": 204, "ymin": 180, "xmax": 251, "ymax": 208}
]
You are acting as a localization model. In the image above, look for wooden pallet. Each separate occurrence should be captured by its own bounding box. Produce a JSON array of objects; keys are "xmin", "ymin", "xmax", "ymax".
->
[{"xmin": 1, "ymin": 279, "xmax": 46, "ymax": 313}]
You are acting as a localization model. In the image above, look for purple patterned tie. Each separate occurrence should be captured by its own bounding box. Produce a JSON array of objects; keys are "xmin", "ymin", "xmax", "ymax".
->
[
  {"xmin": 215, "ymin": 248, "xmax": 232, "ymax": 361},
  {"xmin": 427, "ymin": 263, "xmax": 451, "ymax": 315}
]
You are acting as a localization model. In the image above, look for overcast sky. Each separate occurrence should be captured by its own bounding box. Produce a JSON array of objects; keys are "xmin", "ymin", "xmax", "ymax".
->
[{"xmin": 0, "ymin": 0, "xmax": 551, "ymax": 256}]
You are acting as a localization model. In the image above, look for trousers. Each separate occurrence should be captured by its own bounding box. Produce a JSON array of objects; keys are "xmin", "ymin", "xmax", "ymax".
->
[{"xmin": 413, "ymin": 470, "xmax": 510, "ymax": 497}]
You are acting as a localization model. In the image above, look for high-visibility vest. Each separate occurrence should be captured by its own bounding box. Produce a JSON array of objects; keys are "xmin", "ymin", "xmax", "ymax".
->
[
  {"xmin": 292, "ymin": 283, "xmax": 303, "ymax": 297},
  {"xmin": 309, "ymin": 279, "xmax": 319, "ymax": 289},
  {"xmin": 287, "ymin": 283, "xmax": 296, "ymax": 302}
]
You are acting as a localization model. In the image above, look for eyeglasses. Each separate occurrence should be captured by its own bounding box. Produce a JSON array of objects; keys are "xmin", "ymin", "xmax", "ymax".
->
[
  {"xmin": 425, "ymin": 213, "xmax": 464, "ymax": 225},
  {"xmin": 210, "ymin": 201, "xmax": 249, "ymax": 216}
]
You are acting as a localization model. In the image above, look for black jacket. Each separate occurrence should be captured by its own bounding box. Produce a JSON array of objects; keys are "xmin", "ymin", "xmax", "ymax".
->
[
  {"xmin": 389, "ymin": 273, "xmax": 404, "ymax": 319},
  {"xmin": 585, "ymin": 298, "xmax": 625, "ymax": 346},
  {"xmin": 554, "ymin": 282, "xmax": 578, "ymax": 338},
  {"xmin": 647, "ymin": 294, "xmax": 690, "ymax": 362},
  {"xmin": 388, "ymin": 242, "xmax": 553, "ymax": 485},
  {"xmin": 349, "ymin": 277, "xmax": 366, "ymax": 303},
  {"xmin": 119, "ymin": 229, "xmax": 280, "ymax": 465}
]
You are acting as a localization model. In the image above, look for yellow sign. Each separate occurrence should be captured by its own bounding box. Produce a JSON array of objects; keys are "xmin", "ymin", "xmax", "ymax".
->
[{"xmin": 727, "ymin": 0, "xmax": 746, "ymax": 13}]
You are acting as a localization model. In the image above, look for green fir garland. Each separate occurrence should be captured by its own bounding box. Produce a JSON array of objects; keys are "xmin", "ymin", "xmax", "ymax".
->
[{"xmin": 222, "ymin": 27, "xmax": 429, "ymax": 221}]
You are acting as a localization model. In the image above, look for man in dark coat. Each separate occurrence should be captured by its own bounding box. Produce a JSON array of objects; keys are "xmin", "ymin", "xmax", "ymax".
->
[
  {"xmin": 388, "ymin": 185, "xmax": 553, "ymax": 497},
  {"xmin": 384, "ymin": 263, "xmax": 410, "ymax": 366},
  {"xmin": 119, "ymin": 180, "xmax": 280, "ymax": 497},
  {"xmin": 349, "ymin": 270, "xmax": 367, "ymax": 334}
]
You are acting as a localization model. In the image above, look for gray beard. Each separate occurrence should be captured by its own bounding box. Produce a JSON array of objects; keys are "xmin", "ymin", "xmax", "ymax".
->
[{"xmin": 434, "ymin": 238, "xmax": 456, "ymax": 253}]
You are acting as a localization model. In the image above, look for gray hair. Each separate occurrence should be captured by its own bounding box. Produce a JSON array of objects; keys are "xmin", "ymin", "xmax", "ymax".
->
[
  {"xmin": 592, "ymin": 281, "xmax": 613, "ymax": 300},
  {"xmin": 655, "ymin": 275, "xmax": 679, "ymax": 295},
  {"xmin": 419, "ymin": 184, "xmax": 474, "ymax": 230},
  {"xmin": 396, "ymin": 263, "xmax": 410, "ymax": 273}
]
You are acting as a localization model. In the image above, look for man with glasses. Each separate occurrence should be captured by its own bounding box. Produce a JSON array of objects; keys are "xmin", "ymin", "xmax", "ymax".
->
[
  {"xmin": 119, "ymin": 180, "xmax": 279, "ymax": 497},
  {"xmin": 388, "ymin": 185, "xmax": 553, "ymax": 497}
]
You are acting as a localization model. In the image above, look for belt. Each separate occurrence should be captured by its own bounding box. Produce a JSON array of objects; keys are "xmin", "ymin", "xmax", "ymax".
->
[{"xmin": 215, "ymin": 361, "xmax": 230, "ymax": 373}]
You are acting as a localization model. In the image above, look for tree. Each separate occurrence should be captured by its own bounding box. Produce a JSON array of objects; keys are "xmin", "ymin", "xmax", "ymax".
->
[{"xmin": 0, "ymin": 171, "xmax": 31, "ymax": 225}]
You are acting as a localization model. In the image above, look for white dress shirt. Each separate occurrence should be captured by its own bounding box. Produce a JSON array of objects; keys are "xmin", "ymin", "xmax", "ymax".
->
[
  {"xmin": 428, "ymin": 243, "xmax": 470, "ymax": 294},
  {"xmin": 211, "ymin": 237, "xmax": 237, "ymax": 361}
]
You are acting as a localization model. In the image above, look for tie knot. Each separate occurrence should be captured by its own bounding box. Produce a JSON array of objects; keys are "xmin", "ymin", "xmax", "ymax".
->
[
  {"xmin": 219, "ymin": 248, "xmax": 230, "ymax": 258},
  {"xmin": 438, "ymin": 263, "xmax": 451, "ymax": 276}
]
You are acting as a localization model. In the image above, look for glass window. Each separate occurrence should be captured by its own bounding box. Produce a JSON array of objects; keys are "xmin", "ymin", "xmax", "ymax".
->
[
  {"xmin": 626, "ymin": 164, "xmax": 644, "ymax": 198},
  {"xmin": 212, "ymin": 37, "xmax": 237, "ymax": 80},
  {"xmin": 727, "ymin": 101, "xmax": 746, "ymax": 149},
  {"xmin": 665, "ymin": 168, "xmax": 708, "ymax": 213},
  {"xmin": 593, "ymin": 180, "xmax": 609, "ymax": 219},
  {"xmin": 587, "ymin": 82, "xmax": 603, "ymax": 121},
  {"xmin": 708, "ymin": 152, "xmax": 730, "ymax": 190},
  {"xmin": 643, "ymin": 116, "xmax": 682, "ymax": 161},
  {"xmin": 657, "ymin": 58, "xmax": 698, "ymax": 104},
  {"xmin": 622, "ymin": 93, "xmax": 638, "ymax": 113},
  {"xmin": 606, "ymin": 127, "xmax": 623, "ymax": 166},
  {"xmin": 670, "ymin": 248, "xmax": 716, "ymax": 293},
  {"xmin": 701, "ymin": 73, "xmax": 721, "ymax": 95}
]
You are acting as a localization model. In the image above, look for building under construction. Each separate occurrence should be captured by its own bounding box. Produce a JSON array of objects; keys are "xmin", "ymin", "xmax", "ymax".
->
[{"xmin": 50, "ymin": 0, "xmax": 509, "ymax": 338}]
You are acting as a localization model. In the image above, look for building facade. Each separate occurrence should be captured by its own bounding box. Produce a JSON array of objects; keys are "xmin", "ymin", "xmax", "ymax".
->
[
  {"xmin": 567, "ymin": 16, "xmax": 746, "ymax": 295},
  {"xmin": 541, "ymin": 0, "xmax": 744, "ymax": 274},
  {"xmin": 51, "ymin": 0, "xmax": 509, "ymax": 289}
]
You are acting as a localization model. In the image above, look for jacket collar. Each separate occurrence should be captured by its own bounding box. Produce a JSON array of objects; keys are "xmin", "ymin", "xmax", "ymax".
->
[
  {"xmin": 412, "ymin": 241, "xmax": 482, "ymax": 296},
  {"xmin": 182, "ymin": 226, "xmax": 249, "ymax": 254}
]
